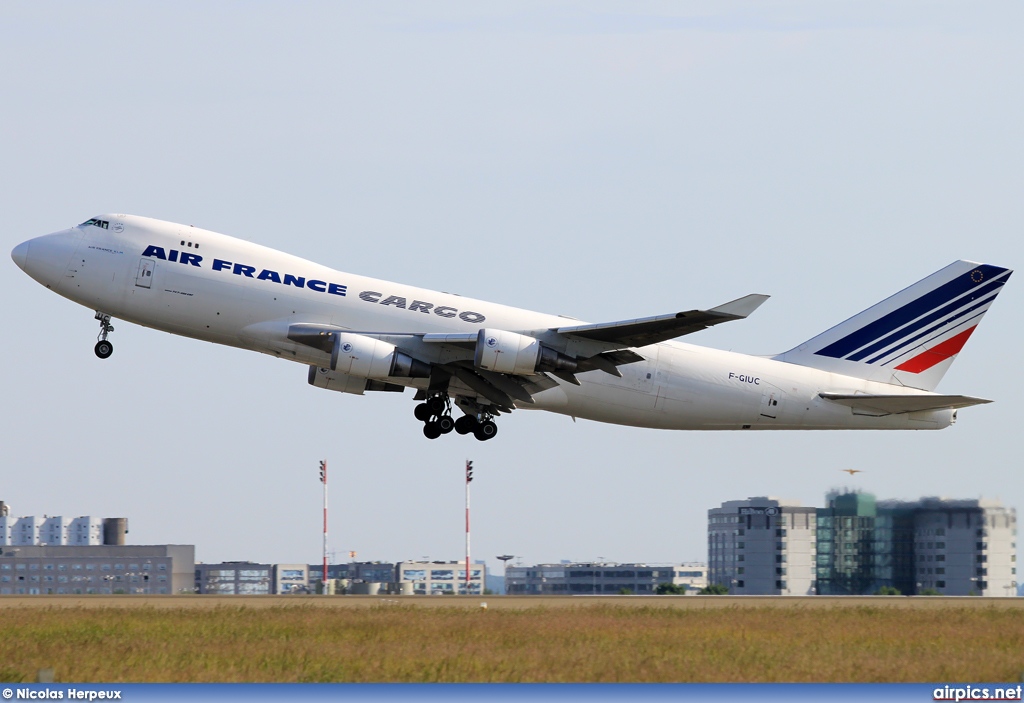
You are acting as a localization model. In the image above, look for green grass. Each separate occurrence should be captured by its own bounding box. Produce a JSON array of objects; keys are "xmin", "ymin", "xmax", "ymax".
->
[{"xmin": 1, "ymin": 604, "xmax": 1022, "ymax": 682}]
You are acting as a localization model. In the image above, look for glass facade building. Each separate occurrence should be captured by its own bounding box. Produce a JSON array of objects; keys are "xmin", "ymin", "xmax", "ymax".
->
[
  {"xmin": 505, "ymin": 562, "xmax": 707, "ymax": 595},
  {"xmin": 715, "ymin": 493, "xmax": 1017, "ymax": 596}
]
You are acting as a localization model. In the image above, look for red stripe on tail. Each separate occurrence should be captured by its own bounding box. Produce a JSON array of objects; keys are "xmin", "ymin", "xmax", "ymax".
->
[{"xmin": 894, "ymin": 326, "xmax": 977, "ymax": 373}]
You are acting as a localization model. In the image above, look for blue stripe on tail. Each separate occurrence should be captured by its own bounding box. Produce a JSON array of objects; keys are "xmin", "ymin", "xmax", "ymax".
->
[{"xmin": 815, "ymin": 264, "xmax": 1008, "ymax": 360}]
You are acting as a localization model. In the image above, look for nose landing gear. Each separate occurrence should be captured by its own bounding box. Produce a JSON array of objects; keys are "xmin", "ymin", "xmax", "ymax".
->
[{"xmin": 94, "ymin": 311, "xmax": 114, "ymax": 359}]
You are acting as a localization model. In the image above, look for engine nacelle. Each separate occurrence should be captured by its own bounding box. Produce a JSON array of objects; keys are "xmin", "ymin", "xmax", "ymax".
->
[
  {"xmin": 331, "ymin": 333, "xmax": 430, "ymax": 379},
  {"xmin": 307, "ymin": 365, "xmax": 370, "ymax": 395},
  {"xmin": 308, "ymin": 366, "xmax": 407, "ymax": 395},
  {"xmin": 474, "ymin": 329, "xmax": 577, "ymax": 376}
]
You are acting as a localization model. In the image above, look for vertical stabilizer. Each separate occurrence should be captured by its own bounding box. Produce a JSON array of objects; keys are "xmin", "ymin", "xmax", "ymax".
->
[{"xmin": 773, "ymin": 261, "xmax": 1011, "ymax": 391}]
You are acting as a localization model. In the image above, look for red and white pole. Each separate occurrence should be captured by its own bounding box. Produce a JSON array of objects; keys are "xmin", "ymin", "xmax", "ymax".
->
[
  {"xmin": 319, "ymin": 460, "xmax": 328, "ymax": 595},
  {"xmin": 465, "ymin": 459, "xmax": 473, "ymax": 593}
]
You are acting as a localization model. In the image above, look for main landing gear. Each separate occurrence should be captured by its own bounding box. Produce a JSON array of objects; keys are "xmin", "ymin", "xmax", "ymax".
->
[
  {"xmin": 94, "ymin": 311, "xmax": 114, "ymax": 359},
  {"xmin": 416, "ymin": 394, "xmax": 455, "ymax": 440},
  {"xmin": 414, "ymin": 394, "xmax": 498, "ymax": 442}
]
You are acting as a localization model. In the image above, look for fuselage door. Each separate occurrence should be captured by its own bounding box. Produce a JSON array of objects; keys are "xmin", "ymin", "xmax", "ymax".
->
[
  {"xmin": 135, "ymin": 259, "xmax": 154, "ymax": 289},
  {"xmin": 760, "ymin": 387, "xmax": 783, "ymax": 419}
]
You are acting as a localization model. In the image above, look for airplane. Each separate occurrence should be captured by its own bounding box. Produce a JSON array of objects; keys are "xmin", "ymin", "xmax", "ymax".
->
[
  {"xmin": 11, "ymin": 214, "xmax": 1012, "ymax": 442},
  {"xmin": 841, "ymin": 469, "xmax": 863, "ymax": 476}
]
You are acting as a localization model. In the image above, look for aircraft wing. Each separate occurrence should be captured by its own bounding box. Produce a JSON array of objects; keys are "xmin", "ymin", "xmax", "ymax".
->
[
  {"xmin": 554, "ymin": 294, "xmax": 769, "ymax": 348},
  {"xmin": 819, "ymin": 393, "xmax": 991, "ymax": 415},
  {"xmin": 287, "ymin": 293, "xmax": 768, "ymax": 411}
]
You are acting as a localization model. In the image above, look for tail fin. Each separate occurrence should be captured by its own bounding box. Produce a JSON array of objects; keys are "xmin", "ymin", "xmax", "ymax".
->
[{"xmin": 774, "ymin": 260, "xmax": 1011, "ymax": 391}]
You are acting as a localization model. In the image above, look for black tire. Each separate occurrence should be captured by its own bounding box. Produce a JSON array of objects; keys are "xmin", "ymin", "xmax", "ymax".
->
[
  {"xmin": 422, "ymin": 422, "xmax": 442, "ymax": 440},
  {"xmin": 454, "ymin": 415, "xmax": 478, "ymax": 435},
  {"xmin": 437, "ymin": 415, "xmax": 455, "ymax": 434},
  {"xmin": 426, "ymin": 396, "xmax": 447, "ymax": 415},
  {"xmin": 94, "ymin": 340, "xmax": 113, "ymax": 359},
  {"xmin": 414, "ymin": 403, "xmax": 431, "ymax": 422},
  {"xmin": 474, "ymin": 420, "xmax": 497, "ymax": 441}
]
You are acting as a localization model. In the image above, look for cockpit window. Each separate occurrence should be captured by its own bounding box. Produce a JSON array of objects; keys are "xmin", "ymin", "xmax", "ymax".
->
[{"xmin": 81, "ymin": 218, "xmax": 110, "ymax": 229}]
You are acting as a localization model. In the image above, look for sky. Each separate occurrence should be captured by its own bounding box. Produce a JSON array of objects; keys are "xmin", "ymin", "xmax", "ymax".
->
[{"xmin": 2, "ymin": 2, "xmax": 1022, "ymax": 575}]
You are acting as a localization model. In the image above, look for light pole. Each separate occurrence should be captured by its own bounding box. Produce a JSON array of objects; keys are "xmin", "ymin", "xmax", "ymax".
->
[
  {"xmin": 594, "ymin": 557, "xmax": 605, "ymax": 595},
  {"xmin": 319, "ymin": 460, "xmax": 328, "ymax": 596},
  {"xmin": 465, "ymin": 460, "xmax": 473, "ymax": 595}
]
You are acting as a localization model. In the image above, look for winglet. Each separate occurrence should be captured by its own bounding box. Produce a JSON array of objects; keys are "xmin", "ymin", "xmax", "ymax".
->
[{"xmin": 710, "ymin": 294, "xmax": 770, "ymax": 319}]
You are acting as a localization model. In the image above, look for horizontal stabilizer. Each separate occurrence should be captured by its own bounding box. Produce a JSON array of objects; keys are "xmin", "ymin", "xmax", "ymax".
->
[
  {"xmin": 819, "ymin": 392, "xmax": 991, "ymax": 416},
  {"xmin": 556, "ymin": 294, "xmax": 769, "ymax": 348}
]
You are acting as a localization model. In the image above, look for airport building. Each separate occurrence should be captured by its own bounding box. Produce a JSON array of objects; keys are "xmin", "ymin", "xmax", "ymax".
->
[
  {"xmin": 307, "ymin": 561, "xmax": 397, "ymax": 585},
  {"xmin": 0, "ymin": 502, "xmax": 193, "ymax": 595},
  {"xmin": 504, "ymin": 562, "xmax": 707, "ymax": 595},
  {"xmin": 709, "ymin": 493, "xmax": 1017, "ymax": 596},
  {"xmin": 397, "ymin": 560, "xmax": 486, "ymax": 595},
  {"xmin": 0, "ymin": 544, "xmax": 195, "ymax": 595},
  {"xmin": 194, "ymin": 560, "xmax": 486, "ymax": 595},
  {"xmin": 195, "ymin": 562, "xmax": 311, "ymax": 594}
]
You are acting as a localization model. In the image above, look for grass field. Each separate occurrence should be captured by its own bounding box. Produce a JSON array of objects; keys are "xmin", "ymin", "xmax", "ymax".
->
[{"xmin": 1, "ymin": 597, "xmax": 1022, "ymax": 683}]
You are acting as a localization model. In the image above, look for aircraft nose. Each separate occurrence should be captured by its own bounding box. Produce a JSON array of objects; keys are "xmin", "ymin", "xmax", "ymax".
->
[
  {"xmin": 11, "ymin": 240, "xmax": 29, "ymax": 271},
  {"xmin": 13, "ymin": 230, "xmax": 81, "ymax": 290}
]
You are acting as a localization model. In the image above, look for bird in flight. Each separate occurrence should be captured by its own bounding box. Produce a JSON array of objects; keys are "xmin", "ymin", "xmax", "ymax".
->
[{"xmin": 841, "ymin": 469, "xmax": 863, "ymax": 476}]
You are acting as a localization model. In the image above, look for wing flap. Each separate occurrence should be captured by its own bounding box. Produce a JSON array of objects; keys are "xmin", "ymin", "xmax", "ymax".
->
[
  {"xmin": 555, "ymin": 294, "xmax": 769, "ymax": 348},
  {"xmin": 819, "ymin": 392, "xmax": 991, "ymax": 416}
]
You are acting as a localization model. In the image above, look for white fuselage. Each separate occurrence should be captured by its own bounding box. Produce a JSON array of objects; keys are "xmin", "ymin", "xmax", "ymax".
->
[{"xmin": 14, "ymin": 216, "xmax": 956, "ymax": 431}]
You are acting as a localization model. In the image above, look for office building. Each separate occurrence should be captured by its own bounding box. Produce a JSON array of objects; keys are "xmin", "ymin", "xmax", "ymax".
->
[
  {"xmin": 195, "ymin": 562, "xmax": 311, "ymax": 594},
  {"xmin": 708, "ymin": 498, "xmax": 817, "ymax": 595},
  {"xmin": 0, "ymin": 503, "xmax": 128, "ymax": 547},
  {"xmin": 712, "ymin": 493, "xmax": 1017, "ymax": 596},
  {"xmin": 397, "ymin": 560, "xmax": 486, "ymax": 594},
  {"xmin": 307, "ymin": 562, "xmax": 397, "ymax": 584},
  {"xmin": 0, "ymin": 544, "xmax": 194, "ymax": 595},
  {"xmin": 273, "ymin": 564, "xmax": 309, "ymax": 593},
  {"xmin": 195, "ymin": 562, "xmax": 274, "ymax": 594},
  {"xmin": 505, "ymin": 562, "xmax": 707, "ymax": 595},
  {"xmin": 816, "ymin": 491, "xmax": 887, "ymax": 595},
  {"xmin": 905, "ymin": 497, "xmax": 1016, "ymax": 596}
]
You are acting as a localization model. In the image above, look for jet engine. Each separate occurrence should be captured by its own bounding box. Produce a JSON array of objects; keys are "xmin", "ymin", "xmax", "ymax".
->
[
  {"xmin": 473, "ymin": 329, "xmax": 577, "ymax": 376},
  {"xmin": 330, "ymin": 333, "xmax": 431, "ymax": 379},
  {"xmin": 307, "ymin": 366, "xmax": 406, "ymax": 395}
]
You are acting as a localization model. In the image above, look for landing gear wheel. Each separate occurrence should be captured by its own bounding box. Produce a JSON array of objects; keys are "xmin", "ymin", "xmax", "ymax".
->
[
  {"xmin": 423, "ymin": 422, "xmax": 442, "ymax": 440},
  {"xmin": 474, "ymin": 420, "xmax": 498, "ymax": 441},
  {"xmin": 414, "ymin": 403, "xmax": 431, "ymax": 422},
  {"xmin": 454, "ymin": 415, "xmax": 478, "ymax": 435},
  {"xmin": 426, "ymin": 396, "xmax": 447, "ymax": 415},
  {"xmin": 437, "ymin": 415, "xmax": 455, "ymax": 434},
  {"xmin": 94, "ymin": 311, "xmax": 115, "ymax": 359}
]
